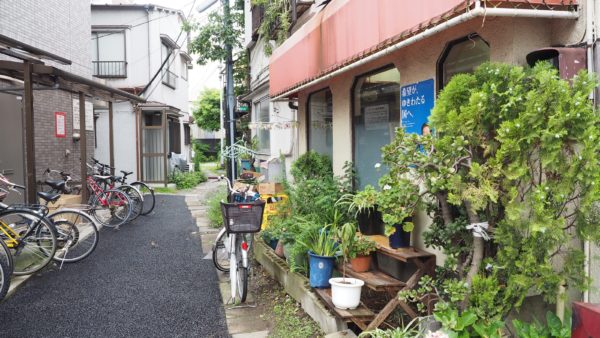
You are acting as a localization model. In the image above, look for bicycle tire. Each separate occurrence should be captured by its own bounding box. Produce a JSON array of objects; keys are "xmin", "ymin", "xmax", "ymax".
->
[
  {"xmin": 0, "ymin": 209, "xmax": 58, "ymax": 276},
  {"xmin": 0, "ymin": 257, "xmax": 9, "ymax": 302},
  {"xmin": 212, "ymin": 228, "xmax": 229, "ymax": 272},
  {"xmin": 88, "ymin": 189, "xmax": 132, "ymax": 228},
  {"xmin": 118, "ymin": 185, "xmax": 143, "ymax": 221},
  {"xmin": 0, "ymin": 236, "xmax": 14, "ymax": 276},
  {"xmin": 131, "ymin": 181, "xmax": 155, "ymax": 215},
  {"xmin": 234, "ymin": 235, "xmax": 248, "ymax": 303},
  {"xmin": 47, "ymin": 209, "xmax": 99, "ymax": 263}
]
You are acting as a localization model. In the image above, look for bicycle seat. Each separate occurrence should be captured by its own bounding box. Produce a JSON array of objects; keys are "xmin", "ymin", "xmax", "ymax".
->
[
  {"xmin": 120, "ymin": 170, "xmax": 133, "ymax": 176},
  {"xmin": 93, "ymin": 175, "xmax": 113, "ymax": 183},
  {"xmin": 37, "ymin": 191, "xmax": 61, "ymax": 203},
  {"xmin": 45, "ymin": 179, "xmax": 66, "ymax": 191}
]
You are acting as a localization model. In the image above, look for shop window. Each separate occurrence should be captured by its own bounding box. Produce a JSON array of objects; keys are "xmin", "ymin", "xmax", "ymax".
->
[
  {"xmin": 438, "ymin": 34, "xmax": 489, "ymax": 90},
  {"xmin": 307, "ymin": 88, "xmax": 333, "ymax": 159},
  {"xmin": 352, "ymin": 66, "xmax": 400, "ymax": 189},
  {"xmin": 254, "ymin": 99, "xmax": 270, "ymax": 153}
]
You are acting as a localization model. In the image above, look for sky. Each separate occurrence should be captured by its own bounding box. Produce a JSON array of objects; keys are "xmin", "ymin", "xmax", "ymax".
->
[{"xmin": 93, "ymin": 0, "xmax": 224, "ymax": 105}]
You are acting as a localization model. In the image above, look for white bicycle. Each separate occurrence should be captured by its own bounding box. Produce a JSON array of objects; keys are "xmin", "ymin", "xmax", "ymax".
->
[{"xmin": 212, "ymin": 176, "xmax": 264, "ymax": 303}]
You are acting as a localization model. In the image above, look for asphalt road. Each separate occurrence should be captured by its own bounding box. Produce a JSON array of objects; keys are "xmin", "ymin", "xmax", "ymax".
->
[{"xmin": 0, "ymin": 195, "xmax": 228, "ymax": 338}]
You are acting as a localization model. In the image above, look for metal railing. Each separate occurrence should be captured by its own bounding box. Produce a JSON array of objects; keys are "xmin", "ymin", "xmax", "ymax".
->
[
  {"xmin": 92, "ymin": 61, "xmax": 127, "ymax": 78},
  {"xmin": 162, "ymin": 69, "xmax": 177, "ymax": 89}
]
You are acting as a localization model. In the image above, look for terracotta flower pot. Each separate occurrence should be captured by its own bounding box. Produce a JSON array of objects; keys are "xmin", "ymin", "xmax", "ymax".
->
[
  {"xmin": 274, "ymin": 240, "xmax": 285, "ymax": 258},
  {"xmin": 350, "ymin": 255, "xmax": 372, "ymax": 272}
]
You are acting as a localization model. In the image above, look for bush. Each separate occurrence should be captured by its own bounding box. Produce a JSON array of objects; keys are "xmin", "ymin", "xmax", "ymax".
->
[
  {"xmin": 207, "ymin": 187, "xmax": 227, "ymax": 228},
  {"xmin": 290, "ymin": 150, "xmax": 332, "ymax": 182},
  {"xmin": 169, "ymin": 171, "xmax": 207, "ymax": 190}
]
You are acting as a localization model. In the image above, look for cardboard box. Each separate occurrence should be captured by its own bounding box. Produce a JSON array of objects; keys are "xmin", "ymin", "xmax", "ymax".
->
[{"xmin": 258, "ymin": 182, "xmax": 284, "ymax": 195}]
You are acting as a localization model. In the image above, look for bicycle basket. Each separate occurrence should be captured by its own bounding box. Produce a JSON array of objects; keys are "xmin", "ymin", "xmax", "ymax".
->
[{"xmin": 220, "ymin": 200, "xmax": 265, "ymax": 234}]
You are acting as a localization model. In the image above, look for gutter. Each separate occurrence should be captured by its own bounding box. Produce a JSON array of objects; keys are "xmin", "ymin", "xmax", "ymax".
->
[{"xmin": 271, "ymin": 1, "xmax": 579, "ymax": 101}]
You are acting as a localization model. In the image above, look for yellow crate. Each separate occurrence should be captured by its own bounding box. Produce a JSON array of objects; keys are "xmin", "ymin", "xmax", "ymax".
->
[{"xmin": 259, "ymin": 193, "xmax": 288, "ymax": 230}]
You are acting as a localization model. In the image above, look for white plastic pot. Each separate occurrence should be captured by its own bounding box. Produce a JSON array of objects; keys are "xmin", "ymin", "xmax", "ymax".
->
[{"xmin": 329, "ymin": 277, "xmax": 364, "ymax": 310}]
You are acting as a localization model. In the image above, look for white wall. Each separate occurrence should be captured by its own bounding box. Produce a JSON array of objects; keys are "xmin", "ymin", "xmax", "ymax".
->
[{"xmin": 94, "ymin": 102, "xmax": 139, "ymax": 180}]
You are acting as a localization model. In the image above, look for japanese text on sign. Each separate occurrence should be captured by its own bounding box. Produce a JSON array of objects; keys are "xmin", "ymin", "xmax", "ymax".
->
[{"xmin": 400, "ymin": 79, "xmax": 434, "ymax": 135}]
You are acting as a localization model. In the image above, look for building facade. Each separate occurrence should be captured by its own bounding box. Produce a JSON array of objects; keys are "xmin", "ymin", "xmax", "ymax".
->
[
  {"xmin": 267, "ymin": 0, "xmax": 600, "ymax": 304},
  {"xmin": 0, "ymin": 0, "xmax": 95, "ymax": 202},
  {"xmin": 91, "ymin": 4, "xmax": 193, "ymax": 183}
]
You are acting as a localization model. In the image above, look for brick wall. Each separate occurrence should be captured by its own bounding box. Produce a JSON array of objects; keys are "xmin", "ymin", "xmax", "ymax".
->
[{"xmin": 0, "ymin": 1, "xmax": 94, "ymax": 186}]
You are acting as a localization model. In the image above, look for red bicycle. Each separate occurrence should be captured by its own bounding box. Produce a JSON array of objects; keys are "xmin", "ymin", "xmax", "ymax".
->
[{"xmin": 86, "ymin": 174, "xmax": 132, "ymax": 229}]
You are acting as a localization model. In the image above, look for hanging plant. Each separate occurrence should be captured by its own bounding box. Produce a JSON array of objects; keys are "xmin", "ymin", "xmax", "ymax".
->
[{"xmin": 252, "ymin": 0, "xmax": 292, "ymax": 55}]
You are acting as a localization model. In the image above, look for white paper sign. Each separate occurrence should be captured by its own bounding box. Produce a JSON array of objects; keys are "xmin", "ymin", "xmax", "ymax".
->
[
  {"xmin": 364, "ymin": 104, "xmax": 389, "ymax": 130},
  {"xmin": 72, "ymin": 99, "xmax": 94, "ymax": 131}
]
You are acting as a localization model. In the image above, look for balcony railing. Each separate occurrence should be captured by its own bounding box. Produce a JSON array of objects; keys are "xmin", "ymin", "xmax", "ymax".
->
[
  {"xmin": 162, "ymin": 69, "xmax": 177, "ymax": 89},
  {"xmin": 92, "ymin": 61, "xmax": 127, "ymax": 78}
]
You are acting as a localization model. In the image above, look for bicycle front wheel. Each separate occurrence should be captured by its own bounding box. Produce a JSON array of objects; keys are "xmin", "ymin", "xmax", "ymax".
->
[
  {"xmin": 48, "ymin": 209, "xmax": 99, "ymax": 263},
  {"xmin": 131, "ymin": 182, "xmax": 155, "ymax": 215},
  {"xmin": 0, "ymin": 236, "xmax": 14, "ymax": 276},
  {"xmin": 236, "ymin": 266, "xmax": 248, "ymax": 303},
  {"xmin": 0, "ymin": 257, "xmax": 9, "ymax": 302},
  {"xmin": 212, "ymin": 228, "xmax": 229, "ymax": 272},
  {"xmin": 0, "ymin": 210, "xmax": 57, "ymax": 276},
  {"xmin": 89, "ymin": 189, "xmax": 132, "ymax": 228}
]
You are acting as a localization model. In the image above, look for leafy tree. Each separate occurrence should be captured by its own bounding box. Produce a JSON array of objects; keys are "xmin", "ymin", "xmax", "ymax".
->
[
  {"xmin": 186, "ymin": 0, "xmax": 248, "ymax": 95},
  {"xmin": 380, "ymin": 62, "xmax": 600, "ymax": 319},
  {"xmin": 192, "ymin": 88, "xmax": 221, "ymax": 131}
]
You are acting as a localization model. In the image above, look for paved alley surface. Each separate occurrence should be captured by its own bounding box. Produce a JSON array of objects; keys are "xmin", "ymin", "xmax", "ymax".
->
[{"xmin": 0, "ymin": 195, "xmax": 228, "ymax": 338}]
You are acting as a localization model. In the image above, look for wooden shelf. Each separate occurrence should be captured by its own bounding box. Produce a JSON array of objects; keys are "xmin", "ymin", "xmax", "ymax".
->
[
  {"xmin": 337, "ymin": 263, "xmax": 405, "ymax": 292},
  {"xmin": 314, "ymin": 288, "xmax": 375, "ymax": 320},
  {"xmin": 364, "ymin": 235, "xmax": 436, "ymax": 263}
]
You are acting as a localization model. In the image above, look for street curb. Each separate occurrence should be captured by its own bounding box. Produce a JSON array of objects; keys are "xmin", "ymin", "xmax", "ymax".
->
[
  {"xmin": 2, "ymin": 275, "xmax": 30, "ymax": 303},
  {"xmin": 254, "ymin": 240, "xmax": 347, "ymax": 334}
]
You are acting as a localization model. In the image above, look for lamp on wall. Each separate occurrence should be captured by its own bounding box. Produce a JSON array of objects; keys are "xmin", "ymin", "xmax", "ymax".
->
[{"xmin": 72, "ymin": 132, "xmax": 80, "ymax": 142}]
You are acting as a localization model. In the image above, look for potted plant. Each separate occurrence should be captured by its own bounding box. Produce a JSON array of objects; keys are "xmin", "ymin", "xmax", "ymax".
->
[
  {"xmin": 239, "ymin": 136, "xmax": 258, "ymax": 171},
  {"xmin": 377, "ymin": 175, "xmax": 420, "ymax": 249},
  {"xmin": 329, "ymin": 222, "xmax": 365, "ymax": 310},
  {"xmin": 337, "ymin": 185, "xmax": 384, "ymax": 235},
  {"xmin": 297, "ymin": 223, "xmax": 338, "ymax": 288},
  {"xmin": 349, "ymin": 235, "xmax": 377, "ymax": 272}
]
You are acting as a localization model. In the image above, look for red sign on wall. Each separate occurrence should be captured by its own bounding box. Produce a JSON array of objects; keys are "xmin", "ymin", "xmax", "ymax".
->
[{"xmin": 55, "ymin": 112, "xmax": 66, "ymax": 138}]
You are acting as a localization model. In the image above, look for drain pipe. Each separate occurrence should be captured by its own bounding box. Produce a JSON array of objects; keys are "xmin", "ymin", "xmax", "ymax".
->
[
  {"xmin": 271, "ymin": 0, "xmax": 578, "ymax": 101},
  {"xmin": 584, "ymin": 0, "xmax": 596, "ymax": 304}
]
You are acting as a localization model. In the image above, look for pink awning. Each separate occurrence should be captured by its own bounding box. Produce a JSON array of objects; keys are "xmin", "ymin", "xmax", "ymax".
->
[{"xmin": 269, "ymin": 0, "xmax": 578, "ymax": 98}]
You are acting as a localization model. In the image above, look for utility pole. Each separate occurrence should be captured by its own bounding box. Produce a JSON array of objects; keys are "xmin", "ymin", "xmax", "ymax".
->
[{"xmin": 222, "ymin": 0, "xmax": 236, "ymax": 183}]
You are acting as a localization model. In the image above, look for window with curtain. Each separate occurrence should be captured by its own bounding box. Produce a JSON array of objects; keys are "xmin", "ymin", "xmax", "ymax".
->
[
  {"xmin": 255, "ymin": 99, "xmax": 270, "ymax": 153},
  {"xmin": 439, "ymin": 35, "xmax": 490, "ymax": 89},
  {"xmin": 352, "ymin": 66, "xmax": 400, "ymax": 189},
  {"xmin": 307, "ymin": 88, "xmax": 333, "ymax": 159}
]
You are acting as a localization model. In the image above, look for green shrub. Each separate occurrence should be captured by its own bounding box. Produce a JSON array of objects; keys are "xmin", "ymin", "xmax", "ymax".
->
[
  {"xmin": 290, "ymin": 150, "xmax": 332, "ymax": 182},
  {"xmin": 169, "ymin": 171, "xmax": 207, "ymax": 190},
  {"xmin": 207, "ymin": 187, "xmax": 227, "ymax": 228}
]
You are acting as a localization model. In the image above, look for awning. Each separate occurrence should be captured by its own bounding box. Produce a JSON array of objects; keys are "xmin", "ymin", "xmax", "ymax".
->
[{"xmin": 269, "ymin": 0, "xmax": 578, "ymax": 99}]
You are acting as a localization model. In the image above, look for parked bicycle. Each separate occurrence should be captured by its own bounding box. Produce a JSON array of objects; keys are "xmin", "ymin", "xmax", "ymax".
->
[
  {"xmin": 212, "ymin": 176, "xmax": 264, "ymax": 303},
  {"xmin": 90, "ymin": 158, "xmax": 155, "ymax": 216}
]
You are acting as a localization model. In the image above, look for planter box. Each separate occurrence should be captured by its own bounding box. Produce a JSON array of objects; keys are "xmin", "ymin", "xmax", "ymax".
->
[{"xmin": 254, "ymin": 240, "xmax": 347, "ymax": 334}]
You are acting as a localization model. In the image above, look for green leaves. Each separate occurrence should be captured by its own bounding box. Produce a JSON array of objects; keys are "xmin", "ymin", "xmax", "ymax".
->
[{"xmin": 192, "ymin": 88, "xmax": 221, "ymax": 131}]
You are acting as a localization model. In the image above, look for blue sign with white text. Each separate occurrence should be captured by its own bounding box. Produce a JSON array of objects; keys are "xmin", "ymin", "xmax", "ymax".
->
[{"xmin": 400, "ymin": 78, "xmax": 434, "ymax": 135}]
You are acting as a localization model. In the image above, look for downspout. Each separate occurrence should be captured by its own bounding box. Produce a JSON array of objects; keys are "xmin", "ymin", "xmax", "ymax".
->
[
  {"xmin": 146, "ymin": 5, "xmax": 152, "ymax": 82},
  {"xmin": 584, "ymin": 0, "xmax": 596, "ymax": 304},
  {"xmin": 271, "ymin": 0, "xmax": 578, "ymax": 101}
]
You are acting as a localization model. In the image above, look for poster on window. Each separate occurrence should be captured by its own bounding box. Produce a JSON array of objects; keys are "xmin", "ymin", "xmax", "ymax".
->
[
  {"xmin": 55, "ymin": 112, "xmax": 66, "ymax": 138},
  {"xmin": 72, "ymin": 99, "xmax": 94, "ymax": 131},
  {"xmin": 401, "ymin": 78, "xmax": 434, "ymax": 135},
  {"xmin": 364, "ymin": 104, "xmax": 389, "ymax": 130}
]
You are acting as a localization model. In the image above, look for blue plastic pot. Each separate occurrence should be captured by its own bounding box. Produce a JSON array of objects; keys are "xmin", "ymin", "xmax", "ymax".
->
[
  {"xmin": 308, "ymin": 251, "xmax": 336, "ymax": 288},
  {"xmin": 389, "ymin": 224, "xmax": 411, "ymax": 249},
  {"xmin": 240, "ymin": 159, "xmax": 253, "ymax": 170},
  {"xmin": 268, "ymin": 238, "xmax": 279, "ymax": 250}
]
